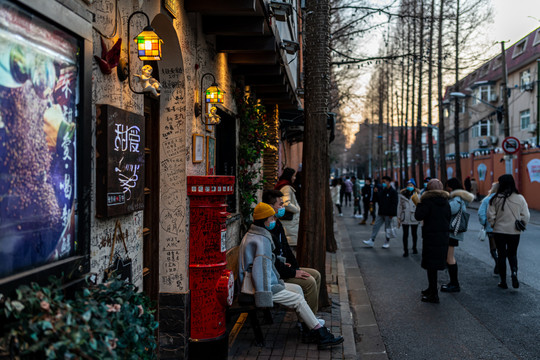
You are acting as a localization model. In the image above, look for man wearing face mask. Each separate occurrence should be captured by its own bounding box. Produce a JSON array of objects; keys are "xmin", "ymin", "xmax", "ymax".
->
[
  {"xmin": 363, "ymin": 176, "xmax": 399, "ymax": 248},
  {"xmin": 262, "ymin": 190, "xmax": 322, "ymax": 315}
]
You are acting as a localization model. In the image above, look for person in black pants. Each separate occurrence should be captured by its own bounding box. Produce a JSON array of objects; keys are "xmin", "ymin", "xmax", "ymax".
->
[
  {"xmin": 414, "ymin": 179, "xmax": 451, "ymax": 303},
  {"xmin": 359, "ymin": 178, "xmax": 376, "ymax": 225},
  {"xmin": 398, "ymin": 179, "xmax": 420, "ymax": 257}
]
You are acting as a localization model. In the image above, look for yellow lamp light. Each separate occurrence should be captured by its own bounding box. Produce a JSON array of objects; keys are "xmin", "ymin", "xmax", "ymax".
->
[
  {"xmin": 205, "ymin": 83, "xmax": 224, "ymax": 104},
  {"xmin": 134, "ymin": 26, "xmax": 163, "ymax": 61}
]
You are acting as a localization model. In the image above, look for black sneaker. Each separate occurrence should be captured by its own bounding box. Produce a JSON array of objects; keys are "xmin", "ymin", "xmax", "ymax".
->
[
  {"xmin": 313, "ymin": 327, "xmax": 344, "ymax": 349},
  {"xmin": 421, "ymin": 293, "xmax": 440, "ymax": 303},
  {"xmin": 440, "ymin": 283, "xmax": 460, "ymax": 293},
  {"xmin": 511, "ymin": 272, "xmax": 519, "ymax": 289},
  {"xmin": 498, "ymin": 282, "xmax": 508, "ymax": 289}
]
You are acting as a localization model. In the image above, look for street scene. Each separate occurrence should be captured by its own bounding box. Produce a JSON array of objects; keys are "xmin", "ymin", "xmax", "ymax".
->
[{"xmin": 1, "ymin": 0, "xmax": 540, "ymax": 359}]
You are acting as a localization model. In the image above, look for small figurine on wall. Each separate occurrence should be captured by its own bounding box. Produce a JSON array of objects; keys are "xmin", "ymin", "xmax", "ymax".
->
[
  {"xmin": 206, "ymin": 106, "xmax": 221, "ymax": 125},
  {"xmin": 134, "ymin": 65, "xmax": 161, "ymax": 97}
]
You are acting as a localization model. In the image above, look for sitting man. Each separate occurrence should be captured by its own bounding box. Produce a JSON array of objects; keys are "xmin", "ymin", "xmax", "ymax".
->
[
  {"xmin": 238, "ymin": 203, "xmax": 344, "ymax": 349},
  {"xmin": 262, "ymin": 189, "xmax": 322, "ymax": 315}
]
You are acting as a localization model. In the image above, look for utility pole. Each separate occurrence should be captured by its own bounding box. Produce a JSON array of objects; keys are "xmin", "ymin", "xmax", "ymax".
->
[
  {"xmin": 501, "ymin": 41, "xmax": 512, "ymax": 174},
  {"xmin": 437, "ymin": 0, "xmax": 447, "ymax": 184}
]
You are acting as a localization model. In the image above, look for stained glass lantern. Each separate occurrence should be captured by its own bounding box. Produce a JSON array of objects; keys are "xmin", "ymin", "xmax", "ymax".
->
[
  {"xmin": 134, "ymin": 26, "xmax": 163, "ymax": 61},
  {"xmin": 205, "ymin": 83, "xmax": 224, "ymax": 104}
]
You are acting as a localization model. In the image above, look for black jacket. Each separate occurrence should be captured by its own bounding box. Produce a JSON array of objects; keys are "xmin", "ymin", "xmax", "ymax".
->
[
  {"xmin": 374, "ymin": 186, "xmax": 398, "ymax": 216},
  {"xmin": 361, "ymin": 184, "xmax": 375, "ymax": 203},
  {"xmin": 269, "ymin": 219, "xmax": 299, "ymax": 279},
  {"xmin": 415, "ymin": 190, "xmax": 451, "ymax": 270}
]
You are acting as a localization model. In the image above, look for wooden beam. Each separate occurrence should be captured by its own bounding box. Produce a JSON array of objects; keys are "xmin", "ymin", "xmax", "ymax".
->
[
  {"xmin": 203, "ymin": 16, "xmax": 265, "ymax": 36},
  {"xmin": 244, "ymin": 75, "xmax": 285, "ymax": 85},
  {"xmin": 232, "ymin": 65, "xmax": 282, "ymax": 76},
  {"xmin": 185, "ymin": 0, "xmax": 256, "ymax": 15},
  {"xmin": 228, "ymin": 53, "xmax": 278, "ymax": 65},
  {"xmin": 216, "ymin": 36, "xmax": 275, "ymax": 53}
]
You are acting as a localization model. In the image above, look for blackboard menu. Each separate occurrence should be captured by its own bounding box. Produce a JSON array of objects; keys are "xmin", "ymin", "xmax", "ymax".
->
[{"xmin": 96, "ymin": 104, "xmax": 145, "ymax": 217}]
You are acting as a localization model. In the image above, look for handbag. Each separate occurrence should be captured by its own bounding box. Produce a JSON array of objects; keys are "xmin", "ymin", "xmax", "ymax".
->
[
  {"xmin": 478, "ymin": 227, "xmax": 487, "ymax": 241},
  {"xmin": 241, "ymin": 267, "xmax": 255, "ymax": 295},
  {"xmin": 507, "ymin": 205, "xmax": 527, "ymax": 232},
  {"xmin": 449, "ymin": 205, "xmax": 470, "ymax": 236}
]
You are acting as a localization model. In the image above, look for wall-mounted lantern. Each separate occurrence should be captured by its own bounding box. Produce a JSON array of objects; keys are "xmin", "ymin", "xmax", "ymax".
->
[
  {"xmin": 118, "ymin": 11, "xmax": 163, "ymax": 96},
  {"xmin": 281, "ymin": 40, "xmax": 300, "ymax": 55},
  {"xmin": 195, "ymin": 73, "xmax": 225, "ymax": 127},
  {"xmin": 269, "ymin": 1, "xmax": 292, "ymax": 21}
]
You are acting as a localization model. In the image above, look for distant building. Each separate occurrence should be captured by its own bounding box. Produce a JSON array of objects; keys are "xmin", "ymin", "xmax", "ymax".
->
[{"xmin": 443, "ymin": 27, "xmax": 540, "ymax": 157}]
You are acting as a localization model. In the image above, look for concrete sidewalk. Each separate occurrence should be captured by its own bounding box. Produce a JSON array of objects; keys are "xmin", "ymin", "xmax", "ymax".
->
[{"xmin": 228, "ymin": 213, "xmax": 385, "ymax": 359}]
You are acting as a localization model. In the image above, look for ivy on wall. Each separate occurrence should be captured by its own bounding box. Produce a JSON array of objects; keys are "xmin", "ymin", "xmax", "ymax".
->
[{"xmin": 235, "ymin": 88, "xmax": 268, "ymax": 232}]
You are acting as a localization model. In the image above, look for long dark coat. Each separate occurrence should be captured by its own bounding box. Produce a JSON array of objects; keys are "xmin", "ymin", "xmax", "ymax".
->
[{"xmin": 415, "ymin": 190, "xmax": 451, "ymax": 270}]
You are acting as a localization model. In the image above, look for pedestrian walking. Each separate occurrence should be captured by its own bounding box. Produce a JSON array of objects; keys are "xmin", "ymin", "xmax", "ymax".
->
[
  {"xmin": 275, "ymin": 168, "xmax": 301, "ymax": 247},
  {"xmin": 478, "ymin": 182, "xmax": 500, "ymax": 275},
  {"xmin": 363, "ymin": 176, "xmax": 398, "ymax": 249},
  {"xmin": 263, "ymin": 190, "xmax": 322, "ymax": 314},
  {"xmin": 360, "ymin": 177, "xmax": 376, "ymax": 225},
  {"xmin": 352, "ymin": 176, "xmax": 362, "ymax": 218},
  {"xmin": 398, "ymin": 179, "xmax": 420, "ymax": 257},
  {"xmin": 471, "ymin": 178, "xmax": 478, "ymax": 201},
  {"xmin": 330, "ymin": 178, "xmax": 342, "ymax": 216},
  {"xmin": 464, "ymin": 176, "xmax": 472, "ymax": 193},
  {"xmin": 487, "ymin": 174, "xmax": 530, "ymax": 289},
  {"xmin": 414, "ymin": 179, "xmax": 451, "ymax": 304},
  {"xmin": 238, "ymin": 202, "xmax": 344, "ymax": 349},
  {"xmin": 420, "ymin": 177, "xmax": 431, "ymax": 195},
  {"xmin": 343, "ymin": 176, "xmax": 353, "ymax": 207},
  {"xmin": 441, "ymin": 178, "xmax": 474, "ymax": 293}
]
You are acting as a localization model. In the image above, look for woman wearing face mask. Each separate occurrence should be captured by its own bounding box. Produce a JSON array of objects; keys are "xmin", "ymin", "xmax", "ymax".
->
[
  {"xmin": 398, "ymin": 179, "xmax": 420, "ymax": 257},
  {"xmin": 239, "ymin": 203, "xmax": 344, "ymax": 349},
  {"xmin": 275, "ymin": 168, "xmax": 301, "ymax": 247}
]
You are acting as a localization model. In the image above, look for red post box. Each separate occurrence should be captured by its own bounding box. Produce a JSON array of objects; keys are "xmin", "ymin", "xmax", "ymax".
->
[{"xmin": 187, "ymin": 176, "xmax": 235, "ymax": 359}]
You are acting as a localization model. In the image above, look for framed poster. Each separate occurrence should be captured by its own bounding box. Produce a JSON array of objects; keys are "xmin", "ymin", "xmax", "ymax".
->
[
  {"xmin": 163, "ymin": 0, "xmax": 178, "ymax": 18},
  {"xmin": 0, "ymin": 0, "xmax": 92, "ymax": 284},
  {"xmin": 96, "ymin": 104, "xmax": 145, "ymax": 217},
  {"xmin": 193, "ymin": 134, "xmax": 204, "ymax": 163},
  {"xmin": 207, "ymin": 136, "xmax": 216, "ymax": 175}
]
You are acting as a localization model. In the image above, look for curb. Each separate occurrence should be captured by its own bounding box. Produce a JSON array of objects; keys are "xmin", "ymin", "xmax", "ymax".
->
[{"xmin": 335, "ymin": 216, "xmax": 389, "ymax": 360}]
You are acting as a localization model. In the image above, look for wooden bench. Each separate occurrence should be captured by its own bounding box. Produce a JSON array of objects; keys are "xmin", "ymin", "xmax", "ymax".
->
[{"xmin": 226, "ymin": 246, "xmax": 273, "ymax": 347}]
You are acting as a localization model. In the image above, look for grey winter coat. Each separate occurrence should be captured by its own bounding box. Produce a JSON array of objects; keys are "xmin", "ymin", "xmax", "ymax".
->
[
  {"xmin": 398, "ymin": 189, "xmax": 420, "ymax": 225},
  {"xmin": 448, "ymin": 189, "xmax": 475, "ymax": 241},
  {"xmin": 239, "ymin": 224, "xmax": 285, "ymax": 307}
]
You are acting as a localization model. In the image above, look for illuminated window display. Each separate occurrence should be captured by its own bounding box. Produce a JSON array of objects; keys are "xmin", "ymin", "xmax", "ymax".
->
[{"xmin": 0, "ymin": 0, "xmax": 79, "ymax": 277}]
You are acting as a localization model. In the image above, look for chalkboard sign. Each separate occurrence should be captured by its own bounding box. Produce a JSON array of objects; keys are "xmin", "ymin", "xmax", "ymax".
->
[{"xmin": 96, "ymin": 104, "xmax": 145, "ymax": 217}]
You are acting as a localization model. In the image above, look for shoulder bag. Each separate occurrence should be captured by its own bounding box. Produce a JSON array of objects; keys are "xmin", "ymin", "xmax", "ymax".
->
[
  {"xmin": 450, "ymin": 203, "xmax": 470, "ymax": 236},
  {"xmin": 241, "ymin": 265, "xmax": 255, "ymax": 295},
  {"xmin": 508, "ymin": 205, "xmax": 526, "ymax": 232}
]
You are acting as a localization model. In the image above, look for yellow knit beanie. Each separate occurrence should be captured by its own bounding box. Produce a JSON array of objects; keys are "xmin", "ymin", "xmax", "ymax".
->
[{"xmin": 253, "ymin": 202, "xmax": 275, "ymax": 220}]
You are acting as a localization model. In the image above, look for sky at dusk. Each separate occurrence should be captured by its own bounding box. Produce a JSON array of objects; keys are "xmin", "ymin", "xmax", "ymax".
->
[{"xmin": 488, "ymin": 0, "xmax": 540, "ymax": 46}]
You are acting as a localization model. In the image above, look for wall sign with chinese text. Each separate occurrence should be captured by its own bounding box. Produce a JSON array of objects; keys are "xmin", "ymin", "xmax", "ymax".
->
[
  {"xmin": 96, "ymin": 104, "xmax": 145, "ymax": 217},
  {"xmin": 527, "ymin": 159, "xmax": 540, "ymax": 183}
]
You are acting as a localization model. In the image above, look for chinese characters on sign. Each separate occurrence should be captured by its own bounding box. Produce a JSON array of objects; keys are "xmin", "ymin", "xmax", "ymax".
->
[
  {"xmin": 0, "ymin": 0, "xmax": 79, "ymax": 277},
  {"xmin": 96, "ymin": 104, "xmax": 145, "ymax": 217}
]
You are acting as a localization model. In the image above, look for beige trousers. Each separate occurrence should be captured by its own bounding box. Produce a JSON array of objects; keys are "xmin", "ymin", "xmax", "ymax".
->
[
  {"xmin": 285, "ymin": 267, "xmax": 321, "ymax": 314},
  {"xmin": 273, "ymin": 282, "xmax": 319, "ymax": 330}
]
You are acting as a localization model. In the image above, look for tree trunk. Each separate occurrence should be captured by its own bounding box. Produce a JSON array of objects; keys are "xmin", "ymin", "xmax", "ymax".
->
[
  {"xmin": 416, "ymin": 0, "xmax": 424, "ymax": 184},
  {"xmin": 297, "ymin": 0, "xmax": 331, "ymax": 308},
  {"xmin": 427, "ymin": 0, "xmax": 436, "ymax": 178},
  {"xmin": 410, "ymin": 0, "xmax": 417, "ymax": 182},
  {"xmin": 437, "ymin": 0, "xmax": 447, "ymax": 184},
  {"xmin": 454, "ymin": 0, "xmax": 462, "ymax": 183}
]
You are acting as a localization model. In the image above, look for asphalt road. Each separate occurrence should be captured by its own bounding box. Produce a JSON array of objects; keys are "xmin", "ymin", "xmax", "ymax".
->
[{"xmin": 341, "ymin": 204, "xmax": 540, "ymax": 360}]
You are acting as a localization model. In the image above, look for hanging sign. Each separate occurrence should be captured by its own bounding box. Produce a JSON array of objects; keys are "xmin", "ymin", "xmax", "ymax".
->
[
  {"xmin": 502, "ymin": 136, "xmax": 521, "ymax": 155},
  {"xmin": 96, "ymin": 104, "xmax": 145, "ymax": 217},
  {"xmin": 527, "ymin": 158, "xmax": 540, "ymax": 183}
]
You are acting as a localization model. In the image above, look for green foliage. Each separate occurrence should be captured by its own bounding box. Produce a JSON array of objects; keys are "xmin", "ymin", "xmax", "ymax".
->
[
  {"xmin": 235, "ymin": 88, "xmax": 269, "ymax": 231},
  {"xmin": 0, "ymin": 276, "xmax": 158, "ymax": 359}
]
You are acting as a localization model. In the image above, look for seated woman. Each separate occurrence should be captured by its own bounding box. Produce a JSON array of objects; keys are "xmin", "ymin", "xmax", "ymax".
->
[{"xmin": 238, "ymin": 202, "xmax": 344, "ymax": 349}]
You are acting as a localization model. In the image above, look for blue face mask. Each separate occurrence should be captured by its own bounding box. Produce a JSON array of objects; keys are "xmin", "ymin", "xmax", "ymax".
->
[
  {"xmin": 276, "ymin": 207, "xmax": 286, "ymax": 218},
  {"xmin": 424, "ymin": 183, "xmax": 428, "ymax": 188},
  {"xmin": 382, "ymin": 183, "xmax": 387, "ymax": 188},
  {"xmin": 407, "ymin": 186, "xmax": 414, "ymax": 192},
  {"xmin": 265, "ymin": 221, "xmax": 276, "ymax": 231}
]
